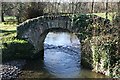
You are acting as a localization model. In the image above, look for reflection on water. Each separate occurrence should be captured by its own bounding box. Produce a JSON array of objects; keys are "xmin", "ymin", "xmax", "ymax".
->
[
  {"xmin": 44, "ymin": 44, "xmax": 81, "ymax": 78},
  {"xmin": 19, "ymin": 32, "xmax": 109, "ymax": 78},
  {"xmin": 44, "ymin": 32, "xmax": 81, "ymax": 78},
  {"xmin": 80, "ymin": 69, "xmax": 109, "ymax": 78},
  {"xmin": 19, "ymin": 59, "xmax": 109, "ymax": 78}
]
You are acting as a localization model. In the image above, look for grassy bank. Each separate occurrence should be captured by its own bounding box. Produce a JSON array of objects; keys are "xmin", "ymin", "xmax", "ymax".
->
[
  {"xmin": 93, "ymin": 12, "xmax": 116, "ymax": 21},
  {"xmin": 0, "ymin": 23, "xmax": 36, "ymax": 62}
]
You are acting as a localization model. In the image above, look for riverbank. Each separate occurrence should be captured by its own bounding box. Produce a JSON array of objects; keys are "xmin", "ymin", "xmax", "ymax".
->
[
  {"xmin": 1, "ymin": 60, "xmax": 26, "ymax": 79},
  {"xmin": 18, "ymin": 59, "xmax": 109, "ymax": 78}
]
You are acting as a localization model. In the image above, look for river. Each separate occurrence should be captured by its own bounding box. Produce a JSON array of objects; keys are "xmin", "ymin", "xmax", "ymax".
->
[
  {"xmin": 19, "ymin": 32, "xmax": 109, "ymax": 78},
  {"xmin": 19, "ymin": 59, "xmax": 109, "ymax": 78}
]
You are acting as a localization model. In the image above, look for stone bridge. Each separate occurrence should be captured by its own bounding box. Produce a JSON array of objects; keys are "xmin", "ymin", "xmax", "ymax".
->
[
  {"xmin": 17, "ymin": 14, "xmax": 110, "ymax": 52},
  {"xmin": 17, "ymin": 15, "xmax": 81, "ymax": 52}
]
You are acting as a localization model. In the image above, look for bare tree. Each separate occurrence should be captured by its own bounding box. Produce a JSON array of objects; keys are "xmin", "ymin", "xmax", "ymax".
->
[
  {"xmin": 25, "ymin": 2, "xmax": 45, "ymax": 19},
  {"xmin": 15, "ymin": 2, "xmax": 25, "ymax": 23},
  {"xmin": 1, "ymin": 2, "xmax": 6, "ymax": 22},
  {"xmin": 117, "ymin": 2, "xmax": 120, "ymax": 55},
  {"xmin": 91, "ymin": 0, "xmax": 94, "ymax": 13},
  {"xmin": 1, "ymin": 2, "xmax": 18, "ymax": 22},
  {"xmin": 105, "ymin": 0, "xmax": 108, "ymax": 19},
  {"xmin": 0, "ymin": 2, "xmax": 1, "ymax": 22},
  {"xmin": 0, "ymin": 2, "xmax": 4, "ymax": 22}
]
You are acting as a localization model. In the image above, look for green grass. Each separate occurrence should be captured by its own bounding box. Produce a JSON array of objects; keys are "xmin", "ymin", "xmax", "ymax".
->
[
  {"xmin": 93, "ymin": 12, "xmax": 116, "ymax": 21},
  {"xmin": 0, "ymin": 23, "xmax": 17, "ymax": 43},
  {"xmin": 4, "ymin": 16, "xmax": 17, "ymax": 21},
  {"xmin": 0, "ymin": 23, "xmax": 35, "ymax": 62},
  {"xmin": 0, "ymin": 22, "xmax": 17, "ymax": 30}
]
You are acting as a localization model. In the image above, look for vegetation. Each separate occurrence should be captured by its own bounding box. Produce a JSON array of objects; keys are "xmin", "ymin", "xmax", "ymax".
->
[
  {"xmin": 0, "ymin": 23, "xmax": 36, "ymax": 62},
  {"xmin": 1, "ymin": 12, "xmax": 119, "ymax": 78},
  {"xmin": 93, "ymin": 12, "xmax": 116, "ymax": 21},
  {"xmin": 0, "ymin": 1, "xmax": 119, "ymax": 78},
  {"xmin": 90, "ymin": 36, "xmax": 119, "ymax": 77},
  {"xmin": 73, "ymin": 14, "xmax": 119, "ymax": 78}
]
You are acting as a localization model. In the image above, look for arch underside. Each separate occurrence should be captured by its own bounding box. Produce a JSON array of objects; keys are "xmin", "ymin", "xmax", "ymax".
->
[{"xmin": 17, "ymin": 16, "xmax": 80, "ymax": 52}]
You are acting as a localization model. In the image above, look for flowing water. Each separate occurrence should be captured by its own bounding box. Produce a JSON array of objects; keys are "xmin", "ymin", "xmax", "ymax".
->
[
  {"xmin": 44, "ymin": 32, "xmax": 81, "ymax": 78},
  {"xmin": 19, "ymin": 59, "xmax": 109, "ymax": 78},
  {"xmin": 19, "ymin": 32, "xmax": 109, "ymax": 78}
]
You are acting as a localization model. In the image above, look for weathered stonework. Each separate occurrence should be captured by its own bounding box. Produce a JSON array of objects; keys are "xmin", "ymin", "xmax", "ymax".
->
[
  {"xmin": 17, "ymin": 15, "xmax": 78, "ymax": 52},
  {"xmin": 17, "ymin": 15, "xmax": 111, "ymax": 52}
]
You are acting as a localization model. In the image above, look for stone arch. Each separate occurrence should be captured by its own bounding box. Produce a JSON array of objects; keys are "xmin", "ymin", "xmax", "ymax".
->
[
  {"xmin": 17, "ymin": 15, "xmax": 80, "ymax": 52},
  {"xmin": 37, "ymin": 27, "xmax": 80, "ymax": 60}
]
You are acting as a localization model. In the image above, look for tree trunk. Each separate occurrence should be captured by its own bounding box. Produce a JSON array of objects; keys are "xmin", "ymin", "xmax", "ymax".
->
[
  {"xmin": 91, "ymin": 0, "xmax": 94, "ymax": 13},
  {"xmin": 0, "ymin": 2, "xmax": 1, "ymax": 22},
  {"xmin": 1, "ymin": 2, "xmax": 5, "ymax": 22},
  {"xmin": 91, "ymin": 0, "xmax": 95, "ymax": 36},
  {"xmin": 1, "ymin": 12, "xmax": 5, "ymax": 22},
  {"xmin": 105, "ymin": 0, "xmax": 108, "ymax": 19},
  {"xmin": 118, "ymin": 2, "xmax": 120, "ymax": 55}
]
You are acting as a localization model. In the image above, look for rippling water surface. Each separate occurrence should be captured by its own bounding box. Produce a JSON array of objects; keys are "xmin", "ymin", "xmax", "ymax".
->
[
  {"xmin": 19, "ymin": 32, "xmax": 109, "ymax": 78},
  {"xmin": 44, "ymin": 32, "xmax": 81, "ymax": 78}
]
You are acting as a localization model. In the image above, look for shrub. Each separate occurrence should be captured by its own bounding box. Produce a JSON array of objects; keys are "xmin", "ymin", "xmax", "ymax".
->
[{"xmin": 2, "ymin": 38, "xmax": 36, "ymax": 62}]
